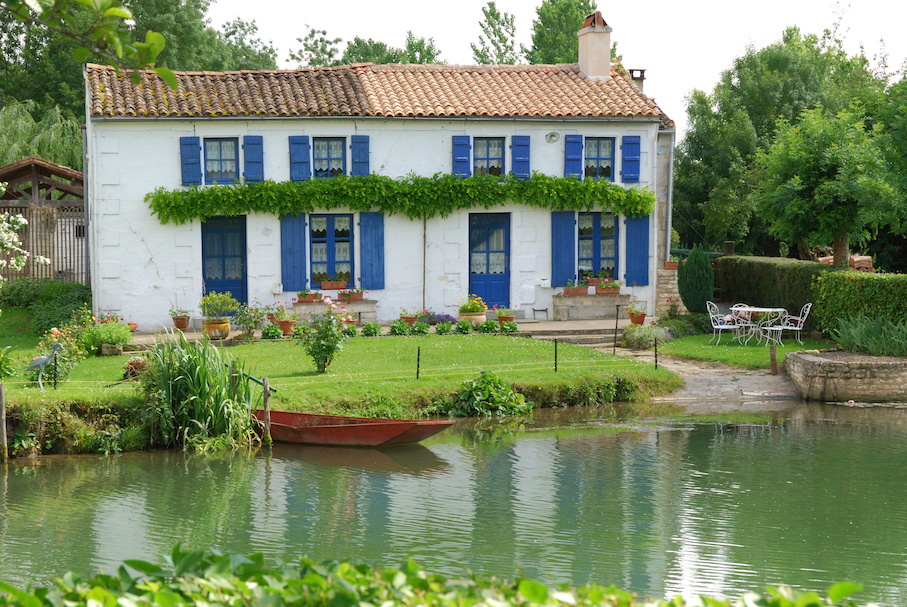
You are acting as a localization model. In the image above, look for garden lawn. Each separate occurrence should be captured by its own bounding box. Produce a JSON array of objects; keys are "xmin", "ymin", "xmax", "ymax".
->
[{"xmin": 658, "ymin": 332, "xmax": 833, "ymax": 369}]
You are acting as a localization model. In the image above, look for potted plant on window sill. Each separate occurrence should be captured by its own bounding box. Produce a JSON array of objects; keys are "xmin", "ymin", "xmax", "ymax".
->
[
  {"xmin": 319, "ymin": 274, "xmax": 347, "ymax": 290},
  {"xmin": 595, "ymin": 278, "xmax": 622, "ymax": 295},
  {"xmin": 563, "ymin": 278, "xmax": 588, "ymax": 296},
  {"xmin": 338, "ymin": 287, "xmax": 365, "ymax": 303},
  {"xmin": 169, "ymin": 306, "xmax": 190, "ymax": 331},
  {"xmin": 626, "ymin": 300, "xmax": 647, "ymax": 325},
  {"xmin": 458, "ymin": 294, "xmax": 488, "ymax": 326},
  {"xmin": 199, "ymin": 291, "xmax": 240, "ymax": 339}
]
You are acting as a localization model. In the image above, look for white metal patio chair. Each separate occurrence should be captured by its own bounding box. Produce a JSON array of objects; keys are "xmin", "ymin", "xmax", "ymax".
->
[
  {"xmin": 779, "ymin": 302, "xmax": 812, "ymax": 345},
  {"xmin": 707, "ymin": 301, "xmax": 737, "ymax": 345},
  {"xmin": 729, "ymin": 303, "xmax": 755, "ymax": 344}
]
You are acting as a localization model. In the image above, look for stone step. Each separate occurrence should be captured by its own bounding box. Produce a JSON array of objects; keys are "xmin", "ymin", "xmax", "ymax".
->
[{"xmin": 533, "ymin": 334, "xmax": 620, "ymax": 346}]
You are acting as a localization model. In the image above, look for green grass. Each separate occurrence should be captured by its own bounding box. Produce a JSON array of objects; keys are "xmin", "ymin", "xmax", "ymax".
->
[{"xmin": 658, "ymin": 332, "xmax": 833, "ymax": 369}]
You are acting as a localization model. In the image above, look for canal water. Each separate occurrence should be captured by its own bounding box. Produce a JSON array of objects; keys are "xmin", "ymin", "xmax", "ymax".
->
[{"xmin": 2, "ymin": 401, "xmax": 907, "ymax": 604}]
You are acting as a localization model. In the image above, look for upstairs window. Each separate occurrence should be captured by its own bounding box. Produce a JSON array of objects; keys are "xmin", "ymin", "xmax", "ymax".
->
[
  {"xmin": 473, "ymin": 137, "xmax": 504, "ymax": 176},
  {"xmin": 204, "ymin": 138, "xmax": 238, "ymax": 184},
  {"xmin": 584, "ymin": 137, "xmax": 614, "ymax": 181},
  {"xmin": 313, "ymin": 138, "xmax": 345, "ymax": 178}
]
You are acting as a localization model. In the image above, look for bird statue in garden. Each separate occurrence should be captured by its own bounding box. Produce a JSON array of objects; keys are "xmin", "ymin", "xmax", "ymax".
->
[{"xmin": 26, "ymin": 342, "xmax": 64, "ymax": 391}]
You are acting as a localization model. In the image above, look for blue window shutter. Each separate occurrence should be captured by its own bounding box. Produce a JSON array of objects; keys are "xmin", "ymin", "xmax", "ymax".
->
[
  {"xmin": 280, "ymin": 213, "xmax": 307, "ymax": 291},
  {"xmin": 359, "ymin": 212, "xmax": 385, "ymax": 290},
  {"xmin": 510, "ymin": 135, "xmax": 530, "ymax": 180},
  {"xmin": 452, "ymin": 135, "xmax": 471, "ymax": 177},
  {"xmin": 621, "ymin": 135, "xmax": 641, "ymax": 183},
  {"xmin": 624, "ymin": 215, "xmax": 650, "ymax": 286},
  {"xmin": 551, "ymin": 211, "xmax": 576, "ymax": 287},
  {"xmin": 564, "ymin": 134, "xmax": 583, "ymax": 178},
  {"xmin": 242, "ymin": 135, "xmax": 264, "ymax": 182},
  {"xmin": 289, "ymin": 136, "xmax": 311, "ymax": 181},
  {"xmin": 351, "ymin": 135, "xmax": 370, "ymax": 177},
  {"xmin": 180, "ymin": 136, "xmax": 201, "ymax": 186}
]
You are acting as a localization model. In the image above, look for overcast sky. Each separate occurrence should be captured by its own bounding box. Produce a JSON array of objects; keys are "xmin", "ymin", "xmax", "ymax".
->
[{"xmin": 207, "ymin": 0, "xmax": 906, "ymax": 139}]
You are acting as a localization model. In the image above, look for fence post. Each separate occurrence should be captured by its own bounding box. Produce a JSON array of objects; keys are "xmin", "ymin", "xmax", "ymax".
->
[
  {"xmin": 262, "ymin": 377, "xmax": 272, "ymax": 446},
  {"xmin": 416, "ymin": 346, "xmax": 421, "ymax": 379},
  {"xmin": 769, "ymin": 346, "xmax": 778, "ymax": 375},
  {"xmin": 554, "ymin": 339, "xmax": 558, "ymax": 373},
  {"xmin": 1, "ymin": 383, "xmax": 7, "ymax": 462},
  {"xmin": 613, "ymin": 305, "xmax": 623, "ymax": 355}
]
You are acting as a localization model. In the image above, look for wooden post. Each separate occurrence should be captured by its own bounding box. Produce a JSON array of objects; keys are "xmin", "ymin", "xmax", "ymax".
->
[
  {"xmin": 769, "ymin": 346, "xmax": 778, "ymax": 375},
  {"xmin": 1, "ymin": 382, "xmax": 7, "ymax": 462},
  {"xmin": 262, "ymin": 377, "xmax": 272, "ymax": 446}
]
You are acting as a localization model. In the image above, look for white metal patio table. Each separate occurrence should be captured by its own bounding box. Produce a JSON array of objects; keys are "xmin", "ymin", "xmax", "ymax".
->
[{"xmin": 732, "ymin": 306, "xmax": 787, "ymax": 346}]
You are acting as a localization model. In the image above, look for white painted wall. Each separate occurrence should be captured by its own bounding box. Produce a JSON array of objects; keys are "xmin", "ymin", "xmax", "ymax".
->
[{"xmin": 85, "ymin": 116, "xmax": 664, "ymax": 327}]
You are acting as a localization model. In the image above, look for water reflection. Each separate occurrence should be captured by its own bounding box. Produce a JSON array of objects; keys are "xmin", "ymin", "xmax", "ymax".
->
[{"xmin": 2, "ymin": 402, "xmax": 907, "ymax": 605}]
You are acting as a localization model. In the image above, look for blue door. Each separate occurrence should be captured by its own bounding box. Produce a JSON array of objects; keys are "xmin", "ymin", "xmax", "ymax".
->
[
  {"xmin": 468, "ymin": 213, "xmax": 510, "ymax": 308},
  {"xmin": 202, "ymin": 216, "xmax": 247, "ymax": 303}
]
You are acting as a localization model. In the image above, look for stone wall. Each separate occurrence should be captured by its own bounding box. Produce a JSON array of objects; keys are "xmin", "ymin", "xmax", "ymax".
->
[
  {"xmin": 786, "ymin": 351, "xmax": 907, "ymax": 402},
  {"xmin": 654, "ymin": 268, "xmax": 689, "ymax": 316},
  {"xmin": 553, "ymin": 293, "xmax": 631, "ymax": 320}
]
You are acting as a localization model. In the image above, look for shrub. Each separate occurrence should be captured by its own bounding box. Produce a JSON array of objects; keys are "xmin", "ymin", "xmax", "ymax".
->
[
  {"xmin": 434, "ymin": 321, "xmax": 453, "ymax": 335},
  {"xmin": 360, "ymin": 322, "xmax": 382, "ymax": 337},
  {"xmin": 233, "ymin": 302, "xmax": 266, "ymax": 338},
  {"xmin": 28, "ymin": 280, "xmax": 92, "ymax": 335},
  {"xmin": 81, "ymin": 320, "xmax": 133, "ymax": 354},
  {"xmin": 477, "ymin": 319, "xmax": 499, "ymax": 333},
  {"xmin": 832, "ymin": 313, "xmax": 907, "ymax": 357},
  {"xmin": 410, "ymin": 321, "xmax": 430, "ymax": 335},
  {"xmin": 0, "ymin": 277, "xmax": 44, "ymax": 308},
  {"xmin": 297, "ymin": 300, "xmax": 354, "ymax": 373},
  {"xmin": 454, "ymin": 320, "xmax": 473, "ymax": 334},
  {"xmin": 139, "ymin": 331, "xmax": 258, "ymax": 449},
  {"xmin": 342, "ymin": 324, "xmax": 359, "ymax": 338},
  {"xmin": 813, "ymin": 270, "xmax": 907, "ymax": 333},
  {"xmin": 677, "ymin": 244, "xmax": 713, "ymax": 314},
  {"xmin": 622, "ymin": 324, "xmax": 669, "ymax": 350},
  {"xmin": 260, "ymin": 324, "xmax": 283, "ymax": 339},
  {"xmin": 499, "ymin": 320, "xmax": 519, "ymax": 333},
  {"xmin": 389, "ymin": 319, "xmax": 410, "ymax": 336},
  {"xmin": 656, "ymin": 313, "xmax": 710, "ymax": 339},
  {"xmin": 446, "ymin": 369, "xmax": 532, "ymax": 417},
  {"xmin": 199, "ymin": 291, "xmax": 240, "ymax": 320}
]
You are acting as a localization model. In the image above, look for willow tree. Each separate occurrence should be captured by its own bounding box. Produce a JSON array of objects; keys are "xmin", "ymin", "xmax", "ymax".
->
[{"xmin": 0, "ymin": 100, "xmax": 83, "ymax": 170}]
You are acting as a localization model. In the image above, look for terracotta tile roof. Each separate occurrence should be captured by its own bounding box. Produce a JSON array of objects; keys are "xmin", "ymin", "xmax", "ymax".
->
[{"xmin": 85, "ymin": 63, "xmax": 673, "ymax": 127}]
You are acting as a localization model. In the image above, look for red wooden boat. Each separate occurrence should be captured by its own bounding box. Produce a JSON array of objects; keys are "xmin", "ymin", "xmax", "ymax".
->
[{"xmin": 253, "ymin": 410, "xmax": 454, "ymax": 447}]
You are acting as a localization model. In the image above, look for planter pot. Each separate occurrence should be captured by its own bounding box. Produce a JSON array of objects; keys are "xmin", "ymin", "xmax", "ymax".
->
[
  {"xmin": 320, "ymin": 280, "xmax": 347, "ymax": 290},
  {"xmin": 586, "ymin": 277, "xmax": 602, "ymax": 287},
  {"xmin": 277, "ymin": 319, "xmax": 296, "ymax": 336},
  {"xmin": 563, "ymin": 286, "xmax": 588, "ymax": 296},
  {"xmin": 629, "ymin": 312, "xmax": 646, "ymax": 326},
  {"xmin": 127, "ymin": 322, "xmax": 138, "ymax": 332},
  {"xmin": 401, "ymin": 315, "xmax": 418, "ymax": 327},
  {"xmin": 596, "ymin": 287, "xmax": 620, "ymax": 295},
  {"xmin": 202, "ymin": 319, "xmax": 230, "ymax": 339},
  {"xmin": 664, "ymin": 261, "xmax": 678, "ymax": 270},
  {"xmin": 267, "ymin": 313, "xmax": 278, "ymax": 324},
  {"xmin": 339, "ymin": 292, "xmax": 364, "ymax": 302},
  {"xmin": 458, "ymin": 312, "xmax": 486, "ymax": 326},
  {"xmin": 497, "ymin": 314, "xmax": 515, "ymax": 326},
  {"xmin": 172, "ymin": 316, "xmax": 190, "ymax": 331},
  {"xmin": 297, "ymin": 293, "xmax": 322, "ymax": 303}
]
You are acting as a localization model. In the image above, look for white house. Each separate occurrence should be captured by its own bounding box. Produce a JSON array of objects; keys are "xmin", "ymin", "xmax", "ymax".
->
[{"xmin": 83, "ymin": 12, "xmax": 675, "ymax": 328}]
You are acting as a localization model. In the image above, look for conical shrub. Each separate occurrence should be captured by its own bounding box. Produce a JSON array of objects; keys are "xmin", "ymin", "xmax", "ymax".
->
[{"xmin": 677, "ymin": 244, "xmax": 714, "ymax": 314}]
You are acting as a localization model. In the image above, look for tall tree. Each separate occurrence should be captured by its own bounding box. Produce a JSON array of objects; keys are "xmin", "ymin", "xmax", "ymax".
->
[
  {"xmin": 0, "ymin": 100, "xmax": 83, "ymax": 170},
  {"xmin": 289, "ymin": 24, "xmax": 342, "ymax": 67},
  {"xmin": 398, "ymin": 31, "xmax": 443, "ymax": 64},
  {"xmin": 340, "ymin": 37, "xmax": 399, "ymax": 65},
  {"xmin": 672, "ymin": 26, "xmax": 888, "ymax": 254},
  {"xmin": 471, "ymin": 2, "xmax": 519, "ymax": 65},
  {"xmin": 752, "ymin": 106, "xmax": 898, "ymax": 266},
  {"xmin": 523, "ymin": 0, "xmax": 595, "ymax": 65}
]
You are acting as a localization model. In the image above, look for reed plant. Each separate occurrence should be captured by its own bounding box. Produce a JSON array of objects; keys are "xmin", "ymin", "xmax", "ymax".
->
[
  {"xmin": 832, "ymin": 314, "xmax": 907, "ymax": 357},
  {"xmin": 140, "ymin": 331, "xmax": 259, "ymax": 450}
]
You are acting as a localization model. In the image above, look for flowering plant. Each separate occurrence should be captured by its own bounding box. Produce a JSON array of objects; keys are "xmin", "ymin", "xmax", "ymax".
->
[
  {"xmin": 340, "ymin": 287, "xmax": 365, "ymax": 295},
  {"xmin": 297, "ymin": 296, "xmax": 356, "ymax": 373},
  {"xmin": 492, "ymin": 304, "xmax": 517, "ymax": 317},
  {"xmin": 199, "ymin": 291, "xmax": 239, "ymax": 320},
  {"xmin": 95, "ymin": 309, "xmax": 123, "ymax": 323},
  {"xmin": 270, "ymin": 302, "xmax": 296, "ymax": 321},
  {"xmin": 298, "ymin": 288, "xmax": 320, "ymax": 296},
  {"xmin": 627, "ymin": 300, "xmax": 647, "ymax": 315},
  {"xmin": 458, "ymin": 294, "xmax": 487, "ymax": 313},
  {"xmin": 666, "ymin": 296, "xmax": 682, "ymax": 318},
  {"xmin": 169, "ymin": 306, "xmax": 189, "ymax": 318},
  {"xmin": 598, "ymin": 278, "xmax": 622, "ymax": 288}
]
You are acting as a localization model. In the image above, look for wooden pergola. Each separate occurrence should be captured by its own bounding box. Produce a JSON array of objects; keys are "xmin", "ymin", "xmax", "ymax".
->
[{"xmin": 0, "ymin": 156, "xmax": 86, "ymax": 281}]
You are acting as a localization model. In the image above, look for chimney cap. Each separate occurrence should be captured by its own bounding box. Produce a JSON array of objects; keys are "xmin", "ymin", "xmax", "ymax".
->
[{"xmin": 581, "ymin": 11, "xmax": 608, "ymax": 29}]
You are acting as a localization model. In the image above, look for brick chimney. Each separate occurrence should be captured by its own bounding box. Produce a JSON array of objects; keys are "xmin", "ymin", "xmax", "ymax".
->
[{"xmin": 577, "ymin": 11, "xmax": 611, "ymax": 81}]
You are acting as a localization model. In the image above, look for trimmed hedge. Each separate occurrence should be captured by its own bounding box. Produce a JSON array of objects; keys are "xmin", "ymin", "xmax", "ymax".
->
[
  {"xmin": 813, "ymin": 270, "xmax": 907, "ymax": 333},
  {"xmin": 715, "ymin": 256, "xmax": 839, "ymax": 329}
]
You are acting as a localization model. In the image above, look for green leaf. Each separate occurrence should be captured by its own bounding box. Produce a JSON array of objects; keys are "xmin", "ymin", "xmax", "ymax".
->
[
  {"xmin": 154, "ymin": 67, "xmax": 178, "ymax": 90},
  {"xmin": 827, "ymin": 581, "xmax": 862, "ymax": 604},
  {"xmin": 517, "ymin": 578, "xmax": 548, "ymax": 603}
]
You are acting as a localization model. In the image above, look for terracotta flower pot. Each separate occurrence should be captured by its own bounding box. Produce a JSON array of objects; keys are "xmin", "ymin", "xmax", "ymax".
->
[
  {"xmin": 586, "ymin": 277, "xmax": 602, "ymax": 287},
  {"xmin": 664, "ymin": 261, "xmax": 678, "ymax": 270},
  {"xmin": 563, "ymin": 286, "xmax": 588, "ymax": 296},
  {"xmin": 172, "ymin": 316, "xmax": 190, "ymax": 331},
  {"xmin": 340, "ymin": 292, "xmax": 364, "ymax": 302},
  {"xmin": 596, "ymin": 287, "xmax": 620, "ymax": 295},
  {"xmin": 629, "ymin": 312, "xmax": 646, "ymax": 325},
  {"xmin": 297, "ymin": 293, "xmax": 322, "ymax": 303},
  {"xmin": 277, "ymin": 319, "xmax": 296, "ymax": 335},
  {"xmin": 202, "ymin": 319, "xmax": 230, "ymax": 339},
  {"xmin": 497, "ymin": 314, "xmax": 515, "ymax": 325},
  {"xmin": 127, "ymin": 322, "xmax": 137, "ymax": 332},
  {"xmin": 458, "ymin": 312, "xmax": 486, "ymax": 326},
  {"xmin": 401, "ymin": 315, "xmax": 418, "ymax": 327},
  {"xmin": 320, "ymin": 280, "xmax": 347, "ymax": 290}
]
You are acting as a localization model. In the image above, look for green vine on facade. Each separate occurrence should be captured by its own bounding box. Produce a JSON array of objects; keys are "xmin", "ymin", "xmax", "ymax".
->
[{"xmin": 145, "ymin": 173, "xmax": 656, "ymax": 224}]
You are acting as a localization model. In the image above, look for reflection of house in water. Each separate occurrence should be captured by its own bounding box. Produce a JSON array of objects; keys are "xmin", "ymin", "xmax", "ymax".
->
[{"xmin": 0, "ymin": 156, "xmax": 86, "ymax": 283}]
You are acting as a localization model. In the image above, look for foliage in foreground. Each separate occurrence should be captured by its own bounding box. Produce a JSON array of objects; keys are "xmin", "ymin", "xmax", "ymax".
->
[
  {"xmin": 139, "ymin": 332, "xmax": 259, "ymax": 449},
  {"xmin": 833, "ymin": 314, "xmax": 907, "ymax": 357},
  {"xmin": 0, "ymin": 547, "xmax": 870, "ymax": 607}
]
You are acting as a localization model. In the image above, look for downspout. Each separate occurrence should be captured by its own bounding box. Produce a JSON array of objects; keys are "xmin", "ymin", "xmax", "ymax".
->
[
  {"xmin": 422, "ymin": 214, "xmax": 427, "ymax": 310},
  {"xmin": 665, "ymin": 130, "xmax": 675, "ymax": 262}
]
